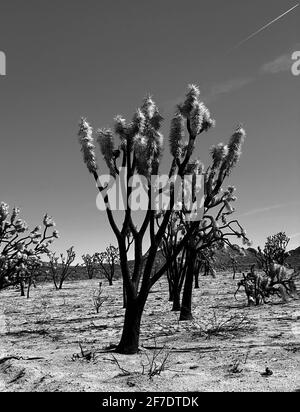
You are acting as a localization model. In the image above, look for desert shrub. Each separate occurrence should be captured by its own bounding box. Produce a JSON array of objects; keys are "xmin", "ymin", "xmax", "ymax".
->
[
  {"xmin": 140, "ymin": 342, "xmax": 172, "ymax": 380},
  {"xmin": 92, "ymin": 282, "xmax": 107, "ymax": 313},
  {"xmin": 188, "ymin": 310, "xmax": 253, "ymax": 339},
  {"xmin": 110, "ymin": 339, "xmax": 172, "ymax": 380}
]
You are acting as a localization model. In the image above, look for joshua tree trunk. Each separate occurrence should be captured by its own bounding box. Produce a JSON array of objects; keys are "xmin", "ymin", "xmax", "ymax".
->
[
  {"xmin": 116, "ymin": 299, "xmax": 145, "ymax": 354},
  {"xmin": 167, "ymin": 270, "xmax": 174, "ymax": 302},
  {"xmin": 172, "ymin": 288, "xmax": 181, "ymax": 311},
  {"xmin": 27, "ymin": 278, "xmax": 32, "ymax": 299},
  {"xmin": 123, "ymin": 284, "xmax": 127, "ymax": 309},
  {"xmin": 20, "ymin": 278, "xmax": 25, "ymax": 297},
  {"xmin": 53, "ymin": 279, "xmax": 59, "ymax": 290},
  {"xmin": 180, "ymin": 249, "xmax": 196, "ymax": 321},
  {"xmin": 59, "ymin": 278, "xmax": 64, "ymax": 289},
  {"xmin": 194, "ymin": 272, "xmax": 199, "ymax": 289}
]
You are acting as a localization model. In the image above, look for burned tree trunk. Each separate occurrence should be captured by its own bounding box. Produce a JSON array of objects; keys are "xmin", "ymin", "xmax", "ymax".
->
[
  {"xmin": 179, "ymin": 249, "xmax": 196, "ymax": 321},
  {"xmin": 116, "ymin": 299, "xmax": 145, "ymax": 354}
]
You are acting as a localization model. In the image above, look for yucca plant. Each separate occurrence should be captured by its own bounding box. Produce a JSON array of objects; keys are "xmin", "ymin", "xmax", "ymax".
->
[
  {"xmin": 77, "ymin": 84, "xmax": 249, "ymax": 353},
  {"xmin": 0, "ymin": 202, "xmax": 58, "ymax": 296},
  {"xmin": 48, "ymin": 246, "xmax": 78, "ymax": 290},
  {"xmin": 95, "ymin": 245, "xmax": 119, "ymax": 286},
  {"xmin": 82, "ymin": 253, "xmax": 99, "ymax": 279}
]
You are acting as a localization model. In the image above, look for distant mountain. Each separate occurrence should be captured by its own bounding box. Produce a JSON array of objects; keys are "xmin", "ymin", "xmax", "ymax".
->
[
  {"xmin": 212, "ymin": 245, "xmax": 300, "ymax": 272},
  {"xmin": 287, "ymin": 246, "xmax": 300, "ymax": 269}
]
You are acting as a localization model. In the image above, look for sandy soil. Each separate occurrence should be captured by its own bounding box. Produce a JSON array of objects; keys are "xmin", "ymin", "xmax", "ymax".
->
[{"xmin": 0, "ymin": 273, "xmax": 299, "ymax": 392}]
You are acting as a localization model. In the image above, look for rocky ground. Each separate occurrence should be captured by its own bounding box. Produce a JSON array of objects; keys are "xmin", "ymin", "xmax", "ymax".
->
[{"xmin": 0, "ymin": 273, "xmax": 299, "ymax": 392}]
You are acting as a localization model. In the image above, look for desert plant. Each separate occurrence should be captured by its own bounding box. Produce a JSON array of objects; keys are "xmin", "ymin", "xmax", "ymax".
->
[
  {"xmin": 92, "ymin": 282, "xmax": 107, "ymax": 313},
  {"xmin": 141, "ymin": 342, "xmax": 172, "ymax": 380},
  {"xmin": 264, "ymin": 231, "xmax": 290, "ymax": 266},
  {"xmin": 235, "ymin": 264, "xmax": 298, "ymax": 306},
  {"xmin": 158, "ymin": 194, "xmax": 249, "ymax": 321},
  {"xmin": 78, "ymin": 84, "xmax": 248, "ymax": 353},
  {"xmin": 189, "ymin": 310, "xmax": 252, "ymax": 339},
  {"xmin": 240, "ymin": 232, "xmax": 298, "ymax": 305},
  {"xmin": 160, "ymin": 211, "xmax": 188, "ymax": 311},
  {"xmin": 256, "ymin": 232, "xmax": 290, "ymax": 272},
  {"xmin": 230, "ymin": 254, "xmax": 238, "ymax": 280},
  {"xmin": 47, "ymin": 246, "xmax": 78, "ymax": 290},
  {"xmin": 161, "ymin": 216, "xmax": 218, "ymax": 312},
  {"xmin": 95, "ymin": 245, "xmax": 119, "ymax": 286},
  {"xmin": 71, "ymin": 341, "xmax": 96, "ymax": 362},
  {"xmin": 82, "ymin": 253, "xmax": 98, "ymax": 279},
  {"xmin": 228, "ymin": 349, "xmax": 250, "ymax": 374},
  {"xmin": 0, "ymin": 203, "xmax": 58, "ymax": 296},
  {"xmin": 197, "ymin": 245, "xmax": 218, "ymax": 279},
  {"xmin": 110, "ymin": 339, "xmax": 172, "ymax": 380}
]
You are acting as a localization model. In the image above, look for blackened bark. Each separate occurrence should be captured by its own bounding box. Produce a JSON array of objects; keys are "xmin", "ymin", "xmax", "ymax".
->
[
  {"xmin": 123, "ymin": 284, "xmax": 127, "ymax": 308},
  {"xmin": 172, "ymin": 288, "xmax": 181, "ymax": 311},
  {"xmin": 20, "ymin": 280, "xmax": 25, "ymax": 297},
  {"xmin": 179, "ymin": 249, "xmax": 196, "ymax": 321},
  {"xmin": 194, "ymin": 272, "xmax": 199, "ymax": 289},
  {"xmin": 116, "ymin": 300, "xmax": 144, "ymax": 354},
  {"xmin": 26, "ymin": 279, "xmax": 32, "ymax": 299},
  {"xmin": 167, "ymin": 271, "xmax": 174, "ymax": 302}
]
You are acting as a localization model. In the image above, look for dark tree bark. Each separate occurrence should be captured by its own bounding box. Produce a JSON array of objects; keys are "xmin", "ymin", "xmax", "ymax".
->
[
  {"xmin": 172, "ymin": 288, "xmax": 181, "ymax": 311},
  {"xmin": 194, "ymin": 272, "xmax": 199, "ymax": 289},
  {"xmin": 78, "ymin": 88, "xmax": 248, "ymax": 354},
  {"xmin": 167, "ymin": 270, "xmax": 174, "ymax": 302},
  {"xmin": 123, "ymin": 284, "xmax": 127, "ymax": 309},
  {"xmin": 20, "ymin": 279, "xmax": 25, "ymax": 297},
  {"xmin": 115, "ymin": 299, "xmax": 144, "ymax": 354},
  {"xmin": 179, "ymin": 249, "xmax": 196, "ymax": 321},
  {"xmin": 26, "ymin": 278, "xmax": 32, "ymax": 299}
]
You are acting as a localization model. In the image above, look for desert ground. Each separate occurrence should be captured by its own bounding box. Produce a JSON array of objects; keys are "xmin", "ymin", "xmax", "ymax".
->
[{"xmin": 0, "ymin": 273, "xmax": 299, "ymax": 392}]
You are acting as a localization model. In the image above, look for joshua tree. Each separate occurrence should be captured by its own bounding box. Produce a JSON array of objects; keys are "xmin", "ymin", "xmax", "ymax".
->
[
  {"xmin": 198, "ymin": 246, "xmax": 218, "ymax": 279},
  {"xmin": 95, "ymin": 245, "xmax": 119, "ymax": 286},
  {"xmin": 82, "ymin": 253, "xmax": 98, "ymax": 279},
  {"xmin": 77, "ymin": 84, "xmax": 248, "ymax": 353},
  {"xmin": 254, "ymin": 232, "xmax": 290, "ymax": 275},
  {"xmin": 177, "ymin": 217, "xmax": 248, "ymax": 321},
  {"xmin": 263, "ymin": 232, "xmax": 290, "ymax": 267},
  {"xmin": 230, "ymin": 254, "xmax": 238, "ymax": 280},
  {"xmin": 159, "ymin": 197, "xmax": 248, "ymax": 320},
  {"xmin": 0, "ymin": 202, "xmax": 58, "ymax": 295},
  {"xmin": 160, "ymin": 211, "xmax": 188, "ymax": 311},
  {"xmin": 236, "ymin": 232, "xmax": 298, "ymax": 306},
  {"xmin": 48, "ymin": 246, "xmax": 78, "ymax": 290}
]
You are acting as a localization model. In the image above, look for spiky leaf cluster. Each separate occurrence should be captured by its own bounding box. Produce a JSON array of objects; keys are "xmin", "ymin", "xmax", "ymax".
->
[{"xmin": 78, "ymin": 118, "xmax": 98, "ymax": 174}]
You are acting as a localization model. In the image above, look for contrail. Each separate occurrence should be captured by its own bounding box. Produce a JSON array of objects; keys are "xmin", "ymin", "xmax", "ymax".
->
[{"xmin": 231, "ymin": 3, "xmax": 299, "ymax": 50}]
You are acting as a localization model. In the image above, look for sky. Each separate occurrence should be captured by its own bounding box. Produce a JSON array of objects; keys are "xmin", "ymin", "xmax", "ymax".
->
[{"xmin": 0, "ymin": 0, "xmax": 299, "ymax": 262}]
